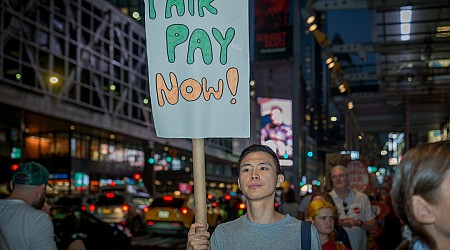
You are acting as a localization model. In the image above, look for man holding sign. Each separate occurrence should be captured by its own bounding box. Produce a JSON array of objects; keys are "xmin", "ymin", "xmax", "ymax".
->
[
  {"xmin": 143, "ymin": 0, "xmax": 251, "ymax": 244},
  {"xmin": 187, "ymin": 145, "xmax": 320, "ymax": 249}
]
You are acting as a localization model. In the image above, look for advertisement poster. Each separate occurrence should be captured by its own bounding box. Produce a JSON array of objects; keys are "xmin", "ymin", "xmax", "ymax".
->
[
  {"xmin": 143, "ymin": 0, "xmax": 250, "ymax": 138},
  {"xmin": 254, "ymin": 0, "xmax": 292, "ymax": 60},
  {"xmin": 258, "ymin": 97, "xmax": 293, "ymax": 166}
]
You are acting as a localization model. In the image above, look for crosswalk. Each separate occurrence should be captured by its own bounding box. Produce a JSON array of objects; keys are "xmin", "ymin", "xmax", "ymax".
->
[{"xmin": 132, "ymin": 235, "xmax": 187, "ymax": 249}]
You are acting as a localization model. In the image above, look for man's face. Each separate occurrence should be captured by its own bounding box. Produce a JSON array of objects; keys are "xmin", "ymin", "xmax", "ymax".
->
[
  {"xmin": 330, "ymin": 168, "xmax": 348, "ymax": 190},
  {"xmin": 238, "ymin": 151, "xmax": 283, "ymax": 201}
]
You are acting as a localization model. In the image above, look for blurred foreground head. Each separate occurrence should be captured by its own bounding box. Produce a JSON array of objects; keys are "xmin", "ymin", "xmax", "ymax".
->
[{"xmin": 391, "ymin": 141, "xmax": 450, "ymax": 250}]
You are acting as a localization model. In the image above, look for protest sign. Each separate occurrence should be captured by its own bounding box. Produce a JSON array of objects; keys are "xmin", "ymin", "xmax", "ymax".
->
[{"xmin": 143, "ymin": 0, "xmax": 250, "ymax": 138}]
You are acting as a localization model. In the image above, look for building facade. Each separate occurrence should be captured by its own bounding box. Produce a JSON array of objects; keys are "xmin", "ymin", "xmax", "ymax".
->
[{"xmin": 0, "ymin": 0, "xmax": 250, "ymax": 195}]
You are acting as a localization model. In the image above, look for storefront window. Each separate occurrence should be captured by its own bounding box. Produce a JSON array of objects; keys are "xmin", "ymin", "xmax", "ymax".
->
[
  {"xmin": 53, "ymin": 133, "xmax": 69, "ymax": 156},
  {"xmin": 90, "ymin": 137, "xmax": 99, "ymax": 161}
]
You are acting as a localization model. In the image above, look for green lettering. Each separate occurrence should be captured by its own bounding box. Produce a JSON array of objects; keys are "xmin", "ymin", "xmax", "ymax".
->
[
  {"xmin": 212, "ymin": 27, "xmax": 235, "ymax": 65},
  {"xmin": 166, "ymin": 24, "xmax": 189, "ymax": 63},
  {"xmin": 198, "ymin": 0, "xmax": 217, "ymax": 17},
  {"xmin": 166, "ymin": 0, "xmax": 185, "ymax": 18},
  {"xmin": 187, "ymin": 29, "xmax": 212, "ymax": 65},
  {"xmin": 188, "ymin": 0, "xmax": 195, "ymax": 16},
  {"xmin": 148, "ymin": 0, "xmax": 156, "ymax": 19}
]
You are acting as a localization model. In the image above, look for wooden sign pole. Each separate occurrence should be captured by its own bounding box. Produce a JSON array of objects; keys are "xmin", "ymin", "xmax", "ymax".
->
[{"xmin": 192, "ymin": 138, "xmax": 207, "ymax": 227}]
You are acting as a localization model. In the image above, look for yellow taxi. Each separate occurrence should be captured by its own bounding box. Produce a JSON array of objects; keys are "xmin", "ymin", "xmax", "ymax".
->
[{"xmin": 145, "ymin": 194, "xmax": 221, "ymax": 235}]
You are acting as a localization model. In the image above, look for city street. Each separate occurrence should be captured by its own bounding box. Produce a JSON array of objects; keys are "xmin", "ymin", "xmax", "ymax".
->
[{"xmin": 132, "ymin": 235, "xmax": 186, "ymax": 249}]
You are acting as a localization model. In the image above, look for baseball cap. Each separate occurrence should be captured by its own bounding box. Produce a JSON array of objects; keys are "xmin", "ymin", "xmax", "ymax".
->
[{"xmin": 12, "ymin": 162, "xmax": 50, "ymax": 186}]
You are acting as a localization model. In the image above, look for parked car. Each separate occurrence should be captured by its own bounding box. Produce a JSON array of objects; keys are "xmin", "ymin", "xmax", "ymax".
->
[
  {"xmin": 145, "ymin": 195, "xmax": 222, "ymax": 236},
  {"xmin": 51, "ymin": 206, "xmax": 132, "ymax": 250},
  {"xmin": 92, "ymin": 190, "xmax": 151, "ymax": 235}
]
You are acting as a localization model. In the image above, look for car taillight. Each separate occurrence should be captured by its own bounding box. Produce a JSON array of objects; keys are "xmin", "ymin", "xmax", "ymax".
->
[
  {"xmin": 181, "ymin": 207, "xmax": 188, "ymax": 214},
  {"xmin": 81, "ymin": 205, "xmax": 87, "ymax": 211},
  {"xmin": 106, "ymin": 192, "xmax": 115, "ymax": 198},
  {"xmin": 147, "ymin": 221, "xmax": 154, "ymax": 226},
  {"xmin": 122, "ymin": 204, "xmax": 130, "ymax": 212},
  {"xmin": 163, "ymin": 195, "xmax": 173, "ymax": 201},
  {"xmin": 239, "ymin": 203, "xmax": 246, "ymax": 210},
  {"xmin": 89, "ymin": 204, "xmax": 96, "ymax": 212}
]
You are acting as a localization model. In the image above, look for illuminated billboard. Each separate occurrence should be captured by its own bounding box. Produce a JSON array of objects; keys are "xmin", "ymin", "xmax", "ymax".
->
[{"xmin": 258, "ymin": 98, "xmax": 293, "ymax": 166}]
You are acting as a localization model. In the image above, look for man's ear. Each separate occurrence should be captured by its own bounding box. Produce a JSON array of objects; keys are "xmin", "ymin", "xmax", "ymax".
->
[
  {"xmin": 276, "ymin": 174, "xmax": 284, "ymax": 188},
  {"xmin": 238, "ymin": 178, "xmax": 241, "ymax": 190},
  {"xmin": 411, "ymin": 195, "xmax": 435, "ymax": 224}
]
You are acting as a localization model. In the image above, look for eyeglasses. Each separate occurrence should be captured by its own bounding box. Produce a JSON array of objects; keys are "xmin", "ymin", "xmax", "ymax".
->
[
  {"xmin": 316, "ymin": 216, "xmax": 335, "ymax": 222},
  {"xmin": 343, "ymin": 201, "xmax": 349, "ymax": 215}
]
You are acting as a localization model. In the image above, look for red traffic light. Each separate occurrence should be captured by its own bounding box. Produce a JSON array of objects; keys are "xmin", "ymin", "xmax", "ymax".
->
[
  {"xmin": 133, "ymin": 173, "xmax": 141, "ymax": 180},
  {"xmin": 10, "ymin": 164, "xmax": 19, "ymax": 171}
]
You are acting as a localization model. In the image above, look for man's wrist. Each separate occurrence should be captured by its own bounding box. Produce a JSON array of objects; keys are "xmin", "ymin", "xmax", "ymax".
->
[{"xmin": 358, "ymin": 220, "xmax": 364, "ymax": 227}]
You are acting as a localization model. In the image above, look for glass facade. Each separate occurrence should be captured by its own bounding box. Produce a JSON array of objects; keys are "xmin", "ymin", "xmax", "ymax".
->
[
  {"xmin": 25, "ymin": 132, "xmax": 144, "ymax": 167},
  {"xmin": 1, "ymin": 0, "xmax": 151, "ymax": 125},
  {"xmin": 0, "ymin": 0, "xmax": 240, "ymax": 194}
]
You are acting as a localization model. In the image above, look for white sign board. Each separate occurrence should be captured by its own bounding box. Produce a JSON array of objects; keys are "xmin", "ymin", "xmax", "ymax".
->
[
  {"xmin": 347, "ymin": 160, "xmax": 369, "ymax": 192},
  {"xmin": 143, "ymin": 0, "xmax": 250, "ymax": 138}
]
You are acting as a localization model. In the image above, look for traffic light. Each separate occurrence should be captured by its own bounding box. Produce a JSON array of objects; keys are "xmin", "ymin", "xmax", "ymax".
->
[
  {"xmin": 10, "ymin": 163, "xmax": 19, "ymax": 171},
  {"xmin": 133, "ymin": 173, "xmax": 141, "ymax": 180},
  {"xmin": 10, "ymin": 147, "xmax": 22, "ymax": 159}
]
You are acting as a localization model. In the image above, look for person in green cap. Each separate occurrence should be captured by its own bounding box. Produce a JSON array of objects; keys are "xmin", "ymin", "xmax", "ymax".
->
[{"xmin": 0, "ymin": 162, "xmax": 58, "ymax": 250}]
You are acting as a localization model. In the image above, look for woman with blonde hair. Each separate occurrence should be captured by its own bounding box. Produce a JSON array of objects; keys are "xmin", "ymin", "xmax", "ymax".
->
[{"xmin": 306, "ymin": 200, "xmax": 348, "ymax": 250}]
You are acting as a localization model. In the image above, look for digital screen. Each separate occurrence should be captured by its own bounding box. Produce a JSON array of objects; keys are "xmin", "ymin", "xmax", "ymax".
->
[{"xmin": 258, "ymin": 97, "xmax": 293, "ymax": 166}]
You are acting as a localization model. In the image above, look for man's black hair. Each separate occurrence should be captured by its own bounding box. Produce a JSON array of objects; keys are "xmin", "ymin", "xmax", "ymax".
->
[{"xmin": 237, "ymin": 144, "xmax": 282, "ymax": 175}]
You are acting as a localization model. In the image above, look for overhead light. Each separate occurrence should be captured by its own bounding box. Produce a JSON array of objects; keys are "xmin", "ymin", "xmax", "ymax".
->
[
  {"xmin": 347, "ymin": 101, "xmax": 354, "ymax": 110},
  {"xmin": 437, "ymin": 26, "xmax": 450, "ymax": 32},
  {"xmin": 306, "ymin": 15, "xmax": 316, "ymax": 25},
  {"xmin": 338, "ymin": 83, "xmax": 347, "ymax": 93},
  {"xmin": 400, "ymin": 6, "xmax": 412, "ymax": 22},
  {"xmin": 436, "ymin": 26, "xmax": 450, "ymax": 37},
  {"xmin": 325, "ymin": 57, "xmax": 334, "ymax": 65},
  {"xmin": 309, "ymin": 24, "xmax": 318, "ymax": 32},
  {"xmin": 49, "ymin": 76, "xmax": 59, "ymax": 84},
  {"xmin": 400, "ymin": 6, "xmax": 412, "ymax": 41},
  {"xmin": 327, "ymin": 62, "xmax": 336, "ymax": 69}
]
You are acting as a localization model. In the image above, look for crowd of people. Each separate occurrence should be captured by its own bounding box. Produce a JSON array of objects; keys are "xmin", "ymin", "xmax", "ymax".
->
[
  {"xmin": 1, "ymin": 141, "xmax": 449, "ymax": 250},
  {"xmin": 188, "ymin": 141, "xmax": 450, "ymax": 250}
]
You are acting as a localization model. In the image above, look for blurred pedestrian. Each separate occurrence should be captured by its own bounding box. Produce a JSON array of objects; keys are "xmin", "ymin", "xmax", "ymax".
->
[
  {"xmin": 311, "ymin": 192, "xmax": 352, "ymax": 250},
  {"xmin": 187, "ymin": 144, "xmax": 321, "ymax": 249},
  {"xmin": 329, "ymin": 165, "xmax": 377, "ymax": 250},
  {"xmin": 306, "ymin": 200, "xmax": 349, "ymax": 250},
  {"xmin": 0, "ymin": 162, "xmax": 57, "ymax": 250},
  {"xmin": 390, "ymin": 141, "xmax": 450, "ymax": 250},
  {"xmin": 279, "ymin": 189, "xmax": 299, "ymax": 217},
  {"xmin": 297, "ymin": 185, "xmax": 320, "ymax": 220},
  {"xmin": 0, "ymin": 162, "xmax": 86, "ymax": 250},
  {"xmin": 41, "ymin": 197, "xmax": 52, "ymax": 215}
]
